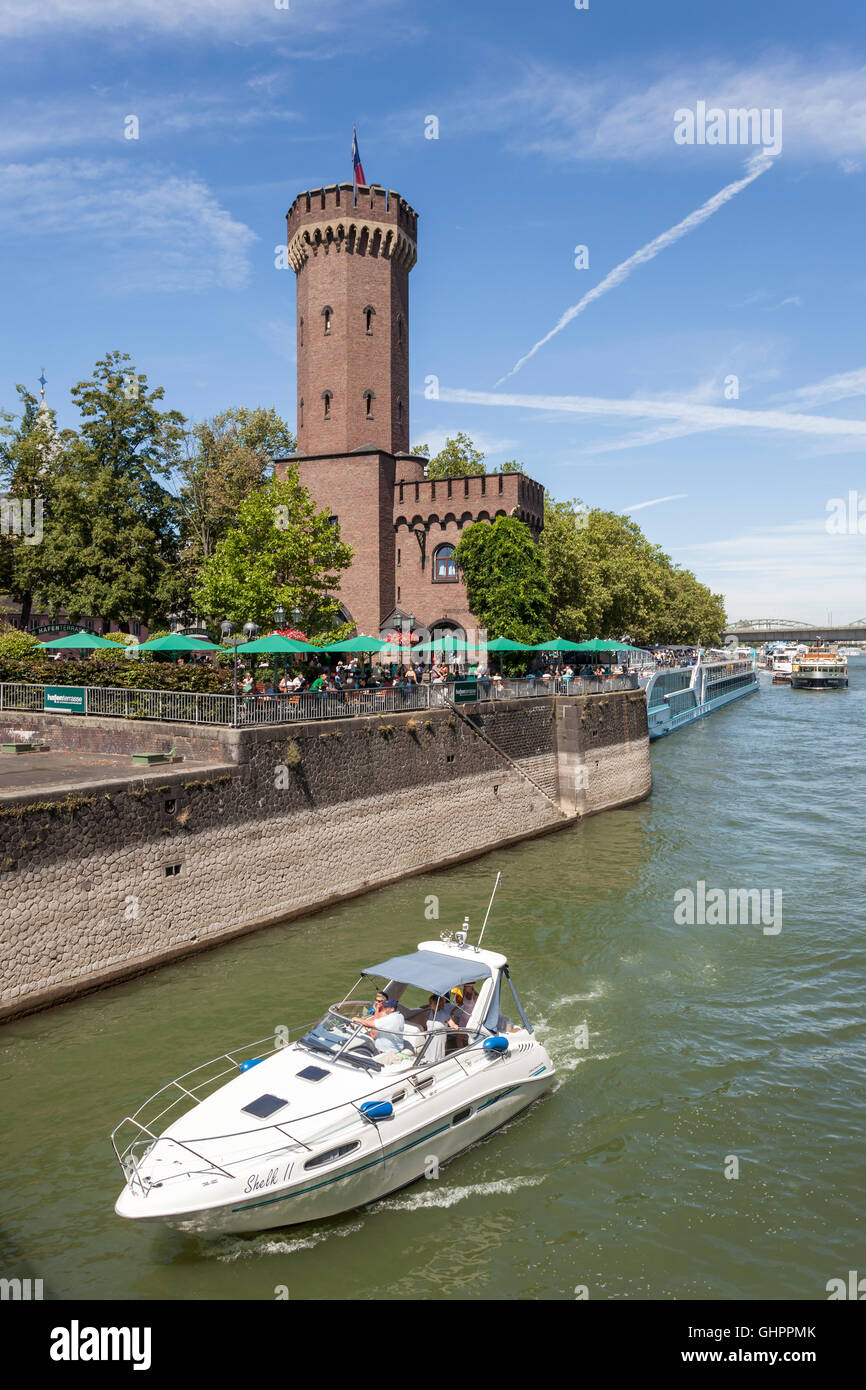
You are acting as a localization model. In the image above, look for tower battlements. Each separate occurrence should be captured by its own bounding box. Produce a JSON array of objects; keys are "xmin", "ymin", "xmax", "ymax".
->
[{"xmin": 287, "ymin": 184, "xmax": 417, "ymax": 271}]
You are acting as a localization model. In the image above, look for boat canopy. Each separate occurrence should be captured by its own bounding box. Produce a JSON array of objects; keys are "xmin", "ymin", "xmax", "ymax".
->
[{"xmin": 362, "ymin": 950, "xmax": 493, "ymax": 995}]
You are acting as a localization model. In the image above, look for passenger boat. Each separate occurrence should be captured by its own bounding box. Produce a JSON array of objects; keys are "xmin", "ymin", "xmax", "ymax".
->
[
  {"xmin": 770, "ymin": 643, "xmax": 805, "ymax": 683},
  {"xmin": 645, "ymin": 650, "xmax": 758, "ymax": 739},
  {"xmin": 111, "ymin": 882, "xmax": 554, "ymax": 1236},
  {"xmin": 790, "ymin": 650, "xmax": 848, "ymax": 690}
]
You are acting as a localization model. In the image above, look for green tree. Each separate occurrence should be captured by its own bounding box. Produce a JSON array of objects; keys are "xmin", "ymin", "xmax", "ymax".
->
[
  {"xmin": 0, "ymin": 386, "xmax": 70, "ymax": 628},
  {"xmin": 454, "ymin": 515, "xmax": 552, "ymax": 643},
  {"xmin": 2, "ymin": 353, "xmax": 185, "ymax": 629},
  {"xmin": 166, "ymin": 406, "xmax": 295, "ymax": 610},
  {"xmin": 540, "ymin": 497, "xmax": 725, "ymax": 645},
  {"xmin": 192, "ymin": 469, "xmax": 353, "ymax": 634},
  {"xmin": 423, "ymin": 432, "xmax": 486, "ymax": 479}
]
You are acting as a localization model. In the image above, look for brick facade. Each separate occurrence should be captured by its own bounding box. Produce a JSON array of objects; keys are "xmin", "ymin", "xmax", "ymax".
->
[{"xmin": 276, "ymin": 182, "xmax": 545, "ymax": 643}]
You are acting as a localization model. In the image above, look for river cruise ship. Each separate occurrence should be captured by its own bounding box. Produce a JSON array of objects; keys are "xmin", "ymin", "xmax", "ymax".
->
[
  {"xmin": 790, "ymin": 650, "xmax": 848, "ymax": 690},
  {"xmin": 643, "ymin": 653, "xmax": 758, "ymax": 739}
]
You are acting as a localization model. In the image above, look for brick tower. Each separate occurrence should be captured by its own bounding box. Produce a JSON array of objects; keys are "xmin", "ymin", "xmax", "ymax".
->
[
  {"xmin": 276, "ymin": 179, "xmax": 544, "ymax": 644},
  {"xmin": 288, "ymin": 183, "xmax": 417, "ymax": 455}
]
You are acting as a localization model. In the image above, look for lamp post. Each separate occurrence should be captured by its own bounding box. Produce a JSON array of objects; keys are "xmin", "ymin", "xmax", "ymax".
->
[
  {"xmin": 274, "ymin": 605, "xmax": 287, "ymax": 694},
  {"xmin": 220, "ymin": 620, "xmax": 239, "ymax": 719}
]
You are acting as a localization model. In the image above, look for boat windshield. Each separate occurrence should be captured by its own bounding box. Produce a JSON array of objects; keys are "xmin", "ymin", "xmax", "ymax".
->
[{"xmin": 300, "ymin": 1009, "xmax": 361, "ymax": 1055}]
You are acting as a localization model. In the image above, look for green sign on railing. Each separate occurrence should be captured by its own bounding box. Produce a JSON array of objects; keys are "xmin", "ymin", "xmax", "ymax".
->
[
  {"xmin": 453, "ymin": 679, "xmax": 479, "ymax": 704},
  {"xmin": 44, "ymin": 686, "xmax": 87, "ymax": 715}
]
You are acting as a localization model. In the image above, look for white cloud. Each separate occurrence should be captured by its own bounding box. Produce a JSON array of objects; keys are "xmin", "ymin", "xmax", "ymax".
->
[
  {"xmin": 409, "ymin": 428, "xmax": 519, "ymax": 460},
  {"xmin": 438, "ymin": 385, "xmax": 866, "ymax": 441},
  {"xmin": 442, "ymin": 54, "xmax": 866, "ymax": 170},
  {"xmin": 572, "ymin": 365, "xmax": 866, "ymax": 459},
  {"xmin": 671, "ymin": 519, "xmax": 866, "ymax": 623},
  {"xmin": 772, "ymin": 366, "xmax": 866, "ymax": 411},
  {"xmin": 0, "ymin": 87, "xmax": 305, "ymax": 158},
  {"xmin": 0, "ymin": 0, "xmax": 415, "ymax": 43},
  {"xmin": 0, "ymin": 158, "xmax": 256, "ymax": 291}
]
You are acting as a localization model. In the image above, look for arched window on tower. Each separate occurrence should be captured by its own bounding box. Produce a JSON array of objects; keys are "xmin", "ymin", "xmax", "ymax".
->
[
  {"xmin": 322, "ymin": 305, "xmax": 332, "ymax": 335},
  {"xmin": 363, "ymin": 390, "xmax": 375, "ymax": 419},
  {"xmin": 299, "ymin": 316, "xmax": 304, "ymax": 347},
  {"xmin": 364, "ymin": 305, "xmax": 375, "ymax": 335},
  {"xmin": 397, "ymin": 397, "xmax": 403, "ymax": 426},
  {"xmin": 397, "ymin": 313, "xmax": 404, "ymax": 346},
  {"xmin": 299, "ymin": 398, "xmax": 304, "ymax": 429},
  {"xmin": 433, "ymin": 544, "xmax": 458, "ymax": 583},
  {"xmin": 322, "ymin": 390, "xmax": 333, "ymax": 420}
]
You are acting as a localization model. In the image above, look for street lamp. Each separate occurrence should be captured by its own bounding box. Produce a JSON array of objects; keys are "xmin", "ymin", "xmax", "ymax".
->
[
  {"xmin": 291, "ymin": 605, "xmax": 302, "ymax": 629},
  {"xmin": 274, "ymin": 606, "xmax": 287, "ymax": 693},
  {"xmin": 220, "ymin": 620, "xmax": 240, "ymax": 715}
]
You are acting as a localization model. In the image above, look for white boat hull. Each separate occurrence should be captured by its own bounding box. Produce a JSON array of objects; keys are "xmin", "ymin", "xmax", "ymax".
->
[{"xmin": 116, "ymin": 1067, "xmax": 553, "ymax": 1235}]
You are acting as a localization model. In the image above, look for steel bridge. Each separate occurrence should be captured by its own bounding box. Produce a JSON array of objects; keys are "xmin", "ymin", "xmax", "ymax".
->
[{"xmin": 724, "ymin": 618, "xmax": 866, "ymax": 645}]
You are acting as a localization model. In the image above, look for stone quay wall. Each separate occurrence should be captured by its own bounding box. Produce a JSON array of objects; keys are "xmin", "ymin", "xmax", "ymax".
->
[{"xmin": 0, "ymin": 693, "xmax": 651, "ymax": 1020}]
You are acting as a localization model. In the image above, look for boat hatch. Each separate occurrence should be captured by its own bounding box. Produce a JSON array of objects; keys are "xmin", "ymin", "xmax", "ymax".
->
[
  {"xmin": 241, "ymin": 1094, "xmax": 289, "ymax": 1119},
  {"xmin": 296, "ymin": 1066, "xmax": 330, "ymax": 1082}
]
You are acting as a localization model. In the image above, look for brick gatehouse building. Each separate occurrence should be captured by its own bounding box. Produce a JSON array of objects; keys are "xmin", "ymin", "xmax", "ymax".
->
[{"xmin": 275, "ymin": 182, "xmax": 545, "ymax": 645}]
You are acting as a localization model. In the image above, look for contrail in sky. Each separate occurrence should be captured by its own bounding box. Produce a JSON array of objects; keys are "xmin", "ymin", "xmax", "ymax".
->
[
  {"xmin": 495, "ymin": 151, "xmax": 776, "ymax": 386},
  {"xmin": 626, "ymin": 494, "xmax": 688, "ymax": 512},
  {"xmin": 438, "ymin": 385, "xmax": 866, "ymax": 439}
]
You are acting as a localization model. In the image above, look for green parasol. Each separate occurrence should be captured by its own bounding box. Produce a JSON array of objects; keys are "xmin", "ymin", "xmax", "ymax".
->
[
  {"xmin": 571, "ymin": 639, "xmax": 648, "ymax": 654},
  {"xmin": 412, "ymin": 637, "xmax": 475, "ymax": 653},
  {"xmin": 39, "ymin": 631, "xmax": 123, "ymax": 650},
  {"xmin": 134, "ymin": 633, "xmax": 222, "ymax": 652},
  {"xmin": 234, "ymin": 634, "xmax": 320, "ymax": 654},
  {"xmin": 529, "ymin": 637, "xmax": 586, "ymax": 652},
  {"xmin": 485, "ymin": 637, "xmax": 532, "ymax": 652}
]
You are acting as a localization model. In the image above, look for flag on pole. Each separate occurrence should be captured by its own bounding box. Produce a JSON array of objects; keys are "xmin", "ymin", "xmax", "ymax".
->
[{"xmin": 352, "ymin": 127, "xmax": 366, "ymax": 188}]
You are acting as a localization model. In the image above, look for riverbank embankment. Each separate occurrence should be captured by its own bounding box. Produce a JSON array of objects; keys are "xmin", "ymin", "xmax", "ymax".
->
[{"xmin": 0, "ymin": 691, "xmax": 650, "ymax": 1020}]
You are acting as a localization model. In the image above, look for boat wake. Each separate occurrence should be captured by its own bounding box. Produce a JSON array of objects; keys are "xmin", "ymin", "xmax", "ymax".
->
[
  {"xmin": 215, "ymin": 1219, "xmax": 366, "ymax": 1261},
  {"xmin": 372, "ymin": 1174, "xmax": 545, "ymax": 1213}
]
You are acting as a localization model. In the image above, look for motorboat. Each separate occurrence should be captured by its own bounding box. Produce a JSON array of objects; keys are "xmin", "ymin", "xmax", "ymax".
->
[{"xmin": 112, "ymin": 881, "xmax": 554, "ymax": 1235}]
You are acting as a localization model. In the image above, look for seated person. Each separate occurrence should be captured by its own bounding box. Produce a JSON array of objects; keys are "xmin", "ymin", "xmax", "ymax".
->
[
  {"xmin": 366, "ymin": 990, "xmax": 388, "ymax": 1019},
  {"xmin": 425, "ymin": 994, "xmax": 458, "ymax": 1030},
  {"xmin": 351, "ymin": 997, "xmax": 405, "ymax": 1055}
]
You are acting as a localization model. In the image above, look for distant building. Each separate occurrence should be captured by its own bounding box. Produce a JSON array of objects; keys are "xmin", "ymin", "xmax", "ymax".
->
[{"xmin": 275, "ymin": 182, "xmax": 544, "ymax": 646}]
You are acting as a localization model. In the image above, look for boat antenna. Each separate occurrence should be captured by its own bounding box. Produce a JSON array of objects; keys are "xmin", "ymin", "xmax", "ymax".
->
[{"xmin": 476, "ymin": 872, "xmax": 502, "ymax": 950}]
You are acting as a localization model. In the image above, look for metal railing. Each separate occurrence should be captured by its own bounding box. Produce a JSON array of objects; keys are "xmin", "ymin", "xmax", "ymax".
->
[
  {"xmin": 1, "ymin": 674, "xmax": 639, "ymax": 729},
  {"xmin": 110, "ymin": 1013, "xmax": 507, "ymax": 1195}
]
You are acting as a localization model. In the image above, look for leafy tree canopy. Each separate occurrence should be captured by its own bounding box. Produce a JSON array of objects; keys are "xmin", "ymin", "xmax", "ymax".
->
[
  {"xmin": 30, "ymin": 353, "xmax": 185, "ymax": 627},
  {"xmin": 413, "ymin": 432, "xmax": 527, "ymax": 480},
  {"xmin": 192, "ymin": 469, "xmax": 353, "ymax": 635},
  {"xmin": 540, "ymin": 498, "xmax": 726, "ymax": 645},
  {"xmin": 163, "ymin": 405, "xmax": 295, "ymax": 613},
  {"xmin": 454, "ymin": 515, "xmax": 553, "ymax": 645}
]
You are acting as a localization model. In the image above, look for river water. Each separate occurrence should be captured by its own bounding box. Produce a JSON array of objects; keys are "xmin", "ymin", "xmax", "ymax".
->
[{"xmin": 2, "ymin": 666, "xmax": 864, "ymax": 1301}]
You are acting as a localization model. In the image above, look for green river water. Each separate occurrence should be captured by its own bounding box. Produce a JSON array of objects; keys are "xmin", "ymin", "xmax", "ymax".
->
[{"xmin": 2, "ymin": 667, "xmax": 864, "ymax": 1301}]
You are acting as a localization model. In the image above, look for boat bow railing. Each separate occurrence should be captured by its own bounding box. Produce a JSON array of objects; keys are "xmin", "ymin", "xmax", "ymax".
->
[{"xmin": 111, "ymin": 1017, "xmax": 512, "ymax": 1197}]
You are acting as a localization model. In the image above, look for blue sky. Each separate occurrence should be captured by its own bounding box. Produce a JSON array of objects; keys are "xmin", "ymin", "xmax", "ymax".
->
[{"xmin": 2, "ymin": 0, "xmax": 865, "ymax": 624}]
